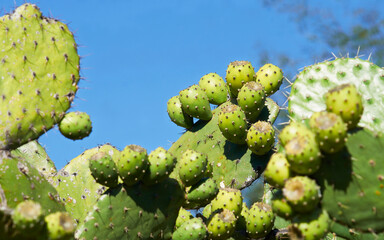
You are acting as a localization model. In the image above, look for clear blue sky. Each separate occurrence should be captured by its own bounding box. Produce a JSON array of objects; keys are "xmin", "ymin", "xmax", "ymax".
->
[{"xmin": 1, "ymin": 0, "xmax": 382, "ymax": 169}]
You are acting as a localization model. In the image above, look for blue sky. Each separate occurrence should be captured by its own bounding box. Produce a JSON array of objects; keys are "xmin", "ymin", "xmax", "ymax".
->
[{"xmin": 1, "ymin": 0, "xmax": 382, "ymax": 169}]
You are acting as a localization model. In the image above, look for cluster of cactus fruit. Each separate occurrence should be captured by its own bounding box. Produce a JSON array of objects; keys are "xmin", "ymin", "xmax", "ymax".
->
[{"xmin": 0, "ymin": 3, "xmax": 384, "ymax": 240}]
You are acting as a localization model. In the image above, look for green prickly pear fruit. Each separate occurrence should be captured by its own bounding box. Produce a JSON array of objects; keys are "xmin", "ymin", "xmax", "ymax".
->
[
  {"xmin": 283, "ymin": 176, "xmax": 321, "ymax": 214},
  {"xmin": 45, "ymin": 212, "xmax": 75, "ymax": 240},
  {"xmin": 237, "ymin": 81, "xmax": 266, "ymax": 122},
  {"xmin": 89, "ymin": 152, "xmax": 119, "ymax": 188},
  {"xmin": 255, "ymin": 63, "xmax": 284, "ymax": 96},
  {"xmin": 246, "ymin": 121, "xmax": 275, "ymax": 155},
  {"xmin": 59, "ymin": 111, "xmax": 92, "ymax": 140},
  {"xmin": 207, "ymin": 208, "xmax": 236, "ymax": 240},
  {"xmin": 167, "ymin": 96, "xmax": 194, "ymax": 129},
  {"xmin": 271, "ymin": 189, "xmax": 294, "ymax": 219},
  {"xmin": 279, "ymin": 121, "xmax": 315, "ymax": 147},
  {"xmin": 179, "ymin": 85, "xmax": 212, "ymax": 121},
  {"xmin": 172, "ymin": 217, "xmax": 207, "ymax": 240},
  {"xmin": 218, "ymin": 104, "xmax": 248, "ymax": 145},
  {"xmin": 210, "ymin": 188, "xmax": 243, "ymax": 217},
  {"xmin": 12, "ymin": 200, "xmax": 44, "ymax": 235},
  {"xmin": 142, "ymin": 147, "xmax": 176, "ymax": 185},
  {"xmin": 225, "ymin": 61, "xmax": 255, "ymax": 97},
  {"xmin": 309, "ymin": 111, "xmax": 347, "ymax": 153},
  {"xmin": 285, "ymin": 134, "xmax": 321, "ymax": 175},
  {"xmin": 202, "ymin": 203, "xmax": 212, "ymax": 220},
  {"xmin": 178, "ymin": 149, "xmax": 208, "ymax": 187},
  {"xmin": 325, "ymin": 83, "xmax": 364, "ymax": 129},
  {"xmin": 185, "ymin": 177, "xmax": 219, "ymax": 209},
  {"xmin": 264, "ymin": 153, "xmax": 291, "ymax": 188},
  {"xmin": 198, "ymin": 73, "xmax": 228, "ymax": 105},
  {"xmin": 236, "ymin": 202, "xmax": 249, "ymax": 230},
  {"xmin": 117, "ymin": 144, "xmax": 149, "ymax": 187},
  {"xmin": 175, "ymin": 207, "xmax": 194, "ymax": 229},
  {"xmin": 246, "ymin": 202, "xmax": 275, "ymax": 239},
  {"xmin": 289, "ymin": 208, "xmax": 330, "ymax": 240}
]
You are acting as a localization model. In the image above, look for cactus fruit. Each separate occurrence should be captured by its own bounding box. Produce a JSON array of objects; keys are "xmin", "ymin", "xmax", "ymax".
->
[
  {"xmin": 237, "ymin": 81, "xmax": 266, "ymax": 122},
  {"xmin": 325, "ymin": 83, "xmax": 364, "ymax": 129},
  {"xmin": 289, "ymin": 208, "xmax": 330, "ymax": 240},
  {"xmin": 185, "ymin": 177, "xmax": 219, "ymax": 209},
  {"xmin": 167, "ymin": 96, "xmax": 194, "ymax": 129},
  {"xmin": 178, "ymin": 149, "xmax": 208, "ymax": 187},
  {"xmin": 11, "ymin": 200, "xmax": 44, "ymax": 235},
  {"xmin": 172, "ymin": 217, "xmax": 207, "ymax": 240},
  {"xmin": 235, "ymin": 202, "xmax": 249, "ymax": 230},
  {"xmin": 284, "ymin": 134, "xmax": 321, "ymax": 175},
  {"xmin": 202, "ymin": 203, "xmax": 213, "ymax": 220},
  {"xmin": 271, "ymin": 189, "xmax": 294, "ymax": 219},
  {"xmin": 0, "ymin": 3, "xmax": 80, "ymax": 150},
  {"xmin": 59, "ymin": 112, "xmax": 92, "ymax": 140},
  {"xmin": 225, "ymin": 61, "xmax": 255, "ymax": 97},
  {"xmin": 179, "ymin": 85, "xmax": 212, "ymax": 121},
  {"xmin": 245, "ymin": 202, "xmax": 275, "ymax": 239},
  {"xmin": 255, "ymin": 63, "xmax": 284, "ymax": 96},
  {"xmin": 198, "ymin": 73, "xmax": 228, "ymax": 105},
  {"xmin": 45, "ymin": 212, "xmax": 75, "ymax": 240},
  {"xmin": 210, "ymin": 188, "xmax": 243, "ymax": 217},
  {"xmin": 264, "ymin": 153, "xmax": 291, "ymax": 188},
  {"xmin": 207, "ymin": 209, "xmax": 237, "ymax": 240},
  {"xmin": 279, "ymin": 121, "xmax": 315, "ymax": 147},
  {"xmin": 89, "ymin": 152, "xmax": 119, "ymax": 188},
  {"xmin": 175, "ymin": 207, "xmax": 194, "ymax": 229},
  {"xmin": 283, "ymin": 176, "xmax": 321, "ymax": 213},
  {"xmin": 218, "ymin": 104, "xmax": 248, "ymax": 145},
  {"xmin": 246, "ymin": 121, "xmax": 275, "ymax": 155},
  {"xmin": 309, "ymin": 111, "xmax": 347, "ymax": 153},
  {"xmin": 142, "ymin": 147, "xmax": 176, "ymax": 185}
]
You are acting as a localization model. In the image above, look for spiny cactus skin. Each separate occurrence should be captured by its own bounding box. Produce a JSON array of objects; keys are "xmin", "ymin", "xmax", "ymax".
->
[
  {"xmin": 246, "ymin": 202, "xmax": 275, "ymax": 239},
  {"xmin": 218, "ymin": 103, "xmax": 248, "ymax": 145},
  {"xmin": 289, "ymin": 208, "xmax": 330, "ymax": 240},
  {"xmin": 89, "ymin": 152, "xmax": 119, "ymax": 188},
  {"xmin": 75, "ymin": 180, "xmax": 184, "ymax": 240},
  {"xmin": 235, "ymin": 202, "xmax": 249, "ymax": 231},
  {"xmin": 210, "ymin": 188, "xmax": 243, "ymax": 217},
  {"xmin": 264, "ymin": 153, "xmax": 291, "ymax": 188},
  {"xmin": 11, "ymin": 200, "xmax": 44, "ymax": 235},
  {"xmin": 45, "ymin": 212, "xmax": 75, "ymax": 240},
  {"xmin": 142, "ymin": 147, "xmax": 176, "ymax": 185},
  {"xmin": 199, "ymin": 73, "xmax": 228, "ymax": 105},
  {"xmin": 309, "ymin": 111, "xmax": 347, "ymax": 153},
  {"xmin": 185, "ymin": 177, "xmax": 218, "ymax": 209},
  {"xmin": 237, "ymin": 81, "xmax": 266, "ymax": 122},
  {"xmin": 175, "ymin": 207, "xmax": 194, "ymax": 230},
  {"xmin": 207, "ymin": 209, "xmax": 237, "ymax": 240},
  {"xmin": 283, "ymin": 176, "xmax": 321, "ymax": 214},
  {"xmin": 0, "ymin": 3, "xmax": 80, "ymax": 150},
  {"xmin": 325, "ymin": 83, "xmax": 364, "ymax": 129},
  {"xmin": 179, "ymin": 85, "xmax": 212, "ymax": 121},
  {"xmin": 279, "ymin": 121, "xmax": 315, "ymax": 147},
  {"xmin": 167, "ymin": 96, "xmax": 194, "ymax": 129},
  {"xmin": 117, "ymin": 144, "xmax": 149, "ymax": 187},
  {"xmin": 178, "ymin": 149, "xmax": 207, "ymax": 187},
  {"xmin": 59, "ymin": 112, "xmax": 92, "ymax": 140},
  {"xmin": 172, "ymin": 217, "xmax": 207, "ymax": 240},
  {"xmin": 271, "ymin": 189, "xmax": 294, "ymax": 219},
  {"xmin": 246, "ymin": 121, "xmax": 275, "ymax": 155},
  {"xmin": 225, "ymin": 61, "xmax": 255, "ymax": 97},
  {"xmin": 255, "ymin": 63, "xmax": 284, "ymax": 96}
]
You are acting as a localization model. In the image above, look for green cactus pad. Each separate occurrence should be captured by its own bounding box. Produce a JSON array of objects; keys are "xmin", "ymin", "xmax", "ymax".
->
[
  {"xmin": 89, "ymin": 152, "xmax": 119, "ymax": 188},
  {"xmin": 225, "ymin": 61, "xmax": 255, "ymax": 97},
  {"xmin": 246, "ymin": 121, "xmax": 275, "ymax": 155},
  {"xmin": 75, "ymin": 179, "xmax": 184, "ymax": 240},
  {"xmin": 142, "ymin": 147, "xmax": 176, "ymax": 186},
  {"xmin": 50, "ymin": 144, "xmax": 120, "ymax": 222},
  {"xmin": 179, "ymin": 85, "xmax": 212, "ymax": 121},
  {"xmin": 45, "ymin": 212, "xmax": 75, "ymax": 240},
  {"xmin": 288, "ymin": 58, "xmax": 384, "ymax": 133},
  {"xmin": 237, "ymin": 81, "xmax": 266, "ymax": 122},
  {"xmin": 172, "ymin": 217, "xmax": 207, "ymax": 240},
  {"xmin": 167, "ymin": 96, "xmax": 194, "ymax": 129},
  {"xmin": 59, "ymin": 112, "xmax": 92, "ymax": 140},
  {"xmin": 255, "ymin": 63, "xmax": 284, "ymax": 96},
  {"xmin": 199, "ymin": 73, "xmax": 228, "ymax": 105},
  {"xmin": 0, "ymin": 3, "xmax": 80, "ymax": 150},
  {"xmin": 169, "ymin": 100, "xmax": 279, "ymax": 189},
  {"xmin": 314, "ymin": 129, "xmax": 384, "ymax": 233},
  {"xmin": 11, "ymin": 140, "xmax": 57, "ymax": 179}
]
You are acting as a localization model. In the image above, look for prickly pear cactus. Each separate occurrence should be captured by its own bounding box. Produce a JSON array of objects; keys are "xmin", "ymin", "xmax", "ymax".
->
[{"xmin": 0, "ymin": 3, "xmax": 80, "ymax": 150}]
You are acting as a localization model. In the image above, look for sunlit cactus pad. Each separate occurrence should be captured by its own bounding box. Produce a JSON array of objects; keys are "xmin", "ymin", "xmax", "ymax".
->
[
  {"xmin": 0, "ymin": 3, "xmax": 80, "ymax": 150},
  {"xmin": 289, "ymin": 58, "xmax": 384, "ymax": 132}
]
